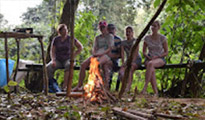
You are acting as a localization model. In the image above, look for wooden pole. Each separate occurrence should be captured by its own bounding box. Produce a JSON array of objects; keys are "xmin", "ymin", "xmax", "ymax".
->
[
  {"xmin": 154, "ymin": 113, "xmax": 185, "ymax": 119},
  {"xmin": 4, "ymin": 33, "xmax": 11, "ymax": 99},
  {"xmin": 13, "ymin": 39, "xmax": 20, "ymax": 93},
  {"xmin": 66, "ymin": 0, "xmax": 75, "ymax": 97},
  {"xmin": 119, "ymin": 0, "xmax": 167, "ymax": 99},
  {"xmin": 127, "ymin": 109, "xmax": 154, "ymax": 119},
  {"xmin": 38, "ymin": 37, "xmax": 48, "ymax": 95}
]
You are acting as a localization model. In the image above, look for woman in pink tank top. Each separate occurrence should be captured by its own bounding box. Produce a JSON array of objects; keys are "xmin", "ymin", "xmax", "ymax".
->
[{"xmin": 141, "ymin": 21, "xmax": 168, "ymax": 97}]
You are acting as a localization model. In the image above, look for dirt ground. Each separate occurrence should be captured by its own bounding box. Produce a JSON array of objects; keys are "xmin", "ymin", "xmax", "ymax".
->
[{"xmin": 0, "ymin": 92, "xmax": 204, "ymax": 120}]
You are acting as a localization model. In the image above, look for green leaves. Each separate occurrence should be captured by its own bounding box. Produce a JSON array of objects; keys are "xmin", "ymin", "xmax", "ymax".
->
[
  {"xmin": 3, "ymin": 85, "xmax": 10, "ymax": 93},
  {"xmin": 3, "ymin": 80, "xmax": 18, "ymax": 93},
  {"xmin": 154, "ymin": 0, "xmax": 161, "ymax": 8},
  {"xmin": 8, "ymin": 80, "xmax": 18, "ymax": 86}
]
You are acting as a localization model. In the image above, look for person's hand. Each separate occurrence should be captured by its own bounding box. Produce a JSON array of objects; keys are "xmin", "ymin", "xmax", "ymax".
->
[
  {"xmin": 151, "ymin": 56, "xmax": 158, "ymax": 60},
  {"xmin": 93, "ymin": 53, "xmax": 102, "ymax": 57},
  {"xmin": 146, "ymin": 55, "xmax": 152, "ymax": 60},
  {"xmin": 52, "ymin": 60, "xmax": 56, "ymax": 68}
]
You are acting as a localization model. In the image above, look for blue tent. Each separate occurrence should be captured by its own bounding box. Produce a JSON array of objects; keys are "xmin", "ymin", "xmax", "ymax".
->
[{"xmin": 0, "ymin": 59, "xmax": 15, "ymax": 87}]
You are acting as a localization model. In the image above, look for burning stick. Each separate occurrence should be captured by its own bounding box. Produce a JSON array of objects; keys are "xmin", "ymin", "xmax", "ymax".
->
[{"xmin": 84, "ymin": 57, "xmax": 117, "ymax": 104}]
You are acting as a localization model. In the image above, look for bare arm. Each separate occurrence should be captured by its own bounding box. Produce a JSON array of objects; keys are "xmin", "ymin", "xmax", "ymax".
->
[
  {"xmin": 132, "ymin": 44, "xmax": 140, "ymax": 62},
  {"xmin": 93, "ymin": 47, "xmax": 111, "ymax": 57},
  {"xmin": 121, "ymin": 46, "xmax": 124, "ymax": 65},
  {"xmin": 92, "ymin": 37, "xmax": 98, "ymax": 56},
  {"xmin": 50, "ymin": 45, "xmax": 56, "ymax": 62},
  {"xmin": 74, "ymin": 39, "xmax": 83, "ymax": 58},
  {"xmin": 143, "ymin": 42, "xmax": 151, "ymax": 60},
  {"xmin": 159, "ymin": 40, "xmax": 168, "ymax": 58}
]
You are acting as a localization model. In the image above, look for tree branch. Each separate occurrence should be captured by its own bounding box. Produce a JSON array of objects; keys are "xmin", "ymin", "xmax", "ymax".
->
[{"xmin": 119, "ymin": 0, "xmax": 167, "ymax": 98}]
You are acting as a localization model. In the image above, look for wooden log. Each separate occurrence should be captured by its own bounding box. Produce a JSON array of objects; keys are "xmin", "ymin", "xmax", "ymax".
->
[
  {"xmin": 112, "ymin": 107, "xmax": 148, "ymax": 120},
  {"xmin": 56, "ymin": 92, "xmax": 83, "ymax": 97},
  {"xmin": 119, "ymin": 0, "xmax": 168, "ymax": 99},
  {"xmin": 154, "ymin": 113, "xmax": 185, "ymax": 119},
  {"xmin": 0, "ymin": 115, "xmax": 6, "ymax": 120},
  {"xmin": 127, "ymin": 109, "xmax": 154, "ymax": 119}
]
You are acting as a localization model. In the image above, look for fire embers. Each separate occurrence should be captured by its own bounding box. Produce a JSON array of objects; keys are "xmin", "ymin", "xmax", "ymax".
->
[{"xmin": 84, "ymin": 57, "xmax": 117, "ymax": 104}]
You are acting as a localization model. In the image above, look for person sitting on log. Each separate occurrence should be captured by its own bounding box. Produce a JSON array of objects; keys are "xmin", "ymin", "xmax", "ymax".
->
[
  {"xmin": 141, "ymin": 20, "xmax": 168, "ymax": 96},
  {"xmin": 118, "ymin": 26, "xmax": 142, "ymax": 92},
  {"xmin": 73, "ymin": 21, "xmax": 114, "ymax": 91},
  {"xmin": 107, "ymin": 23, "xmax": 124, "ymax": 89},
  {"xmin": 47, "ymin": 24, "xmax": 83, "ymax": 93}
]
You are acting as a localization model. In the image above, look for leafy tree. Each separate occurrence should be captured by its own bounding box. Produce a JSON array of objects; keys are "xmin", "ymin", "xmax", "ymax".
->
[
  {"xmin": 153, "ymin": 0, "xmax": 205, "ymax": 97},
  {"xmin": 0, "ymin": 13, "xmax": 8, "ymax": 29},
  {"xmin": 82, "ymin": 0, "xmax": 138, "ymax": 37}
]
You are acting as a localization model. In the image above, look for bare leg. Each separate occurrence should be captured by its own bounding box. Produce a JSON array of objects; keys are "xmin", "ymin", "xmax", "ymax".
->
[
  {"xmin": 141, "ymin": 61, "xmax": 154, "ymax": 94},
  {"xmin": 141, "ymin": 58, "xmax": 165, "ymax": 94},
  {"xmin": 99, "ymin": 55, "xmax": 112, "ymax": 90},
  {"xmin": 126, "ymin": 63, "xmax": 138, "ymax": 92},
  {"xmin": 150, "ymin": 69, "xmax": 158, "ymax": 94},
  {"xmin": 73, "ymin": 57, "xmax": 91, "ymax": 91},
  {"xmin": 62, "ymin": 71, "xmax": 69, "ymax": 90},
  {"xmin": 102, "ymin": 63, "xmax": 112, "ymax": 90},
  {"xmin": 100, "ymin": 55, "xmax": 112, "ymax": 90},
  {"xmin": 119, "ymin": 66, "xmax": 125, "ymax": 81}
]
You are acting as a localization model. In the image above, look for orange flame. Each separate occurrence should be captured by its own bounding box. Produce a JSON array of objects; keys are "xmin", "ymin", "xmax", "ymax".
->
[{"xmin": 84, "ymin": 57, "xmax": 103, "ymax": 101}]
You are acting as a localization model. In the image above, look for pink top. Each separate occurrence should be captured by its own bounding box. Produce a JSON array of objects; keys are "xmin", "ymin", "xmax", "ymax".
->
[{"xmin": 144, "ymin": 34, "xmax": 167, "ymax": 57}]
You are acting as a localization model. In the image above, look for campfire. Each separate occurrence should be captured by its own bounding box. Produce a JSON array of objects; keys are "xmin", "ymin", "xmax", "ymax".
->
[{"xmin": 84, "ymin": 57, "xmax": 117, "ymax": 104}]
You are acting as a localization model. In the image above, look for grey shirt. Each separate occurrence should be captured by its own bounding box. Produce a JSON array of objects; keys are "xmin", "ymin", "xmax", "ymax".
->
[{"xmin": 144, "ymin": 34, "xmax": 167, "ymax": 57}]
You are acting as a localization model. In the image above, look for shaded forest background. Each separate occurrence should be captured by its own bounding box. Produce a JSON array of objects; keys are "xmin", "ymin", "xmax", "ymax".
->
[{"xmin": 0, "ymin": 0, "xmax": 204, "ymax": 98}]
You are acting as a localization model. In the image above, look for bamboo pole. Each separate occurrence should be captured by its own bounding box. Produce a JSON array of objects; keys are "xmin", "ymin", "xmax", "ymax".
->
[
  {"xmin": 66, "ymin": 0, "xmax": 75, "ymax": 97},
  {"xmin": 4, "ymin": 33, "xmax": 11, "ymax": 99},
  {"xmin": 38, "ymin": 37, "xmax": 48, "ymax": 95},
  {"xmin": 119, "ymin": 0, "xmax": 167, "ymax": 99}
]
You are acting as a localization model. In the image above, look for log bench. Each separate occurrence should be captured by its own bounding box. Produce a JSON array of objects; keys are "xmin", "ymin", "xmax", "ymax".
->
[{"xmin": 18, "ymin": 62, "xmax": 205, "ymax": 90}]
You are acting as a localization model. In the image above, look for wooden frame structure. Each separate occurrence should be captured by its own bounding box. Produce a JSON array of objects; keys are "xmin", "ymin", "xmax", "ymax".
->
[{"xmin": 0, "ymin": 32, "xmax": 48, "ymax": 98}]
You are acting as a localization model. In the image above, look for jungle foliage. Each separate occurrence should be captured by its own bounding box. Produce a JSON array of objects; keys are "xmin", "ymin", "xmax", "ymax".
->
[{"xmin": 0, "ymin": 0, "xmax": 204, "ymax": 97}]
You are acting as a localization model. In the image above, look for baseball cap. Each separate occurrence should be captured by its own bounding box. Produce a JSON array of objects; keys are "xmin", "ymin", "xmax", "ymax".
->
[{"xmin": 98, "ymin": 21, "xmax": 107, "ymax": 27}]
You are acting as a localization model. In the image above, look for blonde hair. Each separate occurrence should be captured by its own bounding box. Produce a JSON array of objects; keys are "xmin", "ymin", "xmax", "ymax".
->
[{"xmin": 154, "ymin": 20, "xmax": 160, "ymax": 28}]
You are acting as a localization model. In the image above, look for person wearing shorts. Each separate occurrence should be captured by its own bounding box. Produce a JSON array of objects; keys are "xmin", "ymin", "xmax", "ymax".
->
[
  {"xmin": 119, "ymin": 26, "xmax": 142, "ymax": 92},
  {"xmin": 47, "ymin": 24, "xmax": 83, "ymax": 92},
  {"xmin": 73, "ymin": 21, "xmax": 114, "ymax": 91},
  {"xmin": 141, "ymin": 21, "xmax": 168, "ymax": 97}
]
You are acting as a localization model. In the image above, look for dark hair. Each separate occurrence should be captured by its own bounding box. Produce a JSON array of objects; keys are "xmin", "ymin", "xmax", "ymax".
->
[
  {"xmin": 126, "ymin": 26, "xmax": 134, "ymax": 32},
  {"xmin": 108, "ymin": 24, "xmax": 116, "ymax": 30}
]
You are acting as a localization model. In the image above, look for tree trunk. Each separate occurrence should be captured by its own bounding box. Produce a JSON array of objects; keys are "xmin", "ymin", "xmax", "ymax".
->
[
  {"xmin": 66, "ymin": 0, "xmax": 75, "ymax": 96},
  {"xmin": 118, "ymin": 0, "xmax": 168, "ymax": 98}
]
